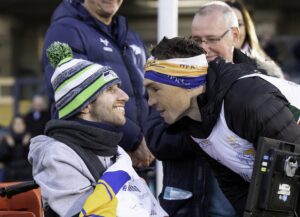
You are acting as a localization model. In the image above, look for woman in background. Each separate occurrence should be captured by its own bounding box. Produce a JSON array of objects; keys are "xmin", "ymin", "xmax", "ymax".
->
[
  {"xmin": 0, "ymin": 115, "xmax": 32, "ymax": 181},
  {"xmin": 226, "ymin": 0, "xmax": 284, "ymax": 78}
]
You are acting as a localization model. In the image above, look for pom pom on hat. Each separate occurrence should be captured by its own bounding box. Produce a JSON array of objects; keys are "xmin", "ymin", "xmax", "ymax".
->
[{"xmin": 46, "ymin": 42, "xmax": 73, "ymax": 68}]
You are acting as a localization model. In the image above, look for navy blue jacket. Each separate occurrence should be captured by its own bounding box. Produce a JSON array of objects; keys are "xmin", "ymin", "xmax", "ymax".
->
[
  {"xmin": 145, "ymin": 109, "xmax": 209, "ymax": 217},
  {"xmin": 42, "ymin": 0, "xmax": 148, "ymax": 151}
]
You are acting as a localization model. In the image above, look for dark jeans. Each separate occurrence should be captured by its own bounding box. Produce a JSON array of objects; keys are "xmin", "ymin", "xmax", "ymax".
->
[
  {"xmin": 159, "ymin": 193, "xmax": 200, "ymax": 217},
  {"xmin": 207, "ymin": 172, "xmax": 238, "ymax": 217}
]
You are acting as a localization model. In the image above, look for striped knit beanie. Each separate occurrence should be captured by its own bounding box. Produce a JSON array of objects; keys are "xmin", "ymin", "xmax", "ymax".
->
[{"xmin": 47, "ymin": 42, "xmax": 121, "ymax": 119}]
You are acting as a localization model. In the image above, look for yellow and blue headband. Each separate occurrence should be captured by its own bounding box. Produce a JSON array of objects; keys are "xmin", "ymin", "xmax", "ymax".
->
[{"xmin": 144, "ymin": 54, "xmax": 208, "ymax": 89}]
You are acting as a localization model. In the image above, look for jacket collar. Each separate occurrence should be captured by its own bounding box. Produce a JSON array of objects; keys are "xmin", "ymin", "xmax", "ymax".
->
[
  {"xmin": 195, "ymin": 53, "xmax": 257, "ymax": 137},
  {"xmin": 233, "ymin": 48, "xmax": 257, "ymax": 66}
]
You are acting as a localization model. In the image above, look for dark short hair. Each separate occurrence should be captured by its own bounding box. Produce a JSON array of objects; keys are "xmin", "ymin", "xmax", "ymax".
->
[{"xmin": 151, "ymin": 37, "xmax": 206, "ymax": 60}]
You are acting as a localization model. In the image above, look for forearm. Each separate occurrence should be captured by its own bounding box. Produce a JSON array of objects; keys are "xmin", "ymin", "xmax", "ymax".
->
[{"xmin": 145, "ymin": 110, "xmax": 197, "ymax": 160}]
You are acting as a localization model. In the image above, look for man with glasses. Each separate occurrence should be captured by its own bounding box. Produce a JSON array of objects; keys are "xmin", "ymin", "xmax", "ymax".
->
[{"xmin": 192, "ymin": 1, "xmax": 253, "ymax": 65}]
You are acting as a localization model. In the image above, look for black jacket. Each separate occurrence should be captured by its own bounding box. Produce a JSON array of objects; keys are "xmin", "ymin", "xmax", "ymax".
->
[{"xmin": 188, "ymin": 51, "xmax": 300, "ymax": 216}]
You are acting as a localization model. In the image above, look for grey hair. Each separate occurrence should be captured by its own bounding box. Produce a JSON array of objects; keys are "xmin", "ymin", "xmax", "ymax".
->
[{"xmin": 196, "ymin": 1, "xmax": 238, "ymax": 28}]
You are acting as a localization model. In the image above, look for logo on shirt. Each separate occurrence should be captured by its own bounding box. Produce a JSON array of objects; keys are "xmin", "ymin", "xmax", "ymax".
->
[
  {"xmin": 129, "ymin": 44, "xmax": 142, "ymax": 55},
  {"xmin": 103, "ymin": 70, "xmax": 118, "ymax": 81},
  {"xmin": 99, "ymin": 38, "xmax": 109, "ymax": 46},
  {"xmin": 227, "ymin": 136, "xmax": 255, "ymax": 166},
  {"xmin": 227, "ymin": 136, "xmax": 241, "ymax": 149},
  {"xmin": 99, "ymin": 37, "xmax": 113, "ymax": 52},
  {"xmin": 122, "ymin": 184, "xmax": 141, "ymax": 192}
]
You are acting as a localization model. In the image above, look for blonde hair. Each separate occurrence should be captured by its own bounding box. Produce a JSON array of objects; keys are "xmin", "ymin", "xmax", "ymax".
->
[
  {"xmin": 225, "ymin": 0, "xmax": 283, "ymax": 78},
  {"xmin": 225, "ymin": 0, "xmax": 269, "ymax": 59}
]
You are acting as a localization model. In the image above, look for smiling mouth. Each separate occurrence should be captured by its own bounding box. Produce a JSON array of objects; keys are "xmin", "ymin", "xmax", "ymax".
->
[{"xmin": 113, "ymin": 106, "xmax": 125, "ymax": 113}]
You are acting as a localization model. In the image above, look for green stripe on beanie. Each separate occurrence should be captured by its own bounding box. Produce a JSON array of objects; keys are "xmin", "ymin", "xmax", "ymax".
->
[
  {"xmin": 55, "ymin": 64, "xmax": 96, "ymax": 93},
  {"xmin": 58, "ymin": 74, "xmax": 118, "ymax": 119},
  {"xmin": 58, "ymin": 57, "xmax": 73, "ymax": 67}
]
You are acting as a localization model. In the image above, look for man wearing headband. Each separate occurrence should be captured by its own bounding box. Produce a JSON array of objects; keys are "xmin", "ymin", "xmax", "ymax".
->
[
  {"xmin": 144, "ymin": 37, "xmax": 300, "ymax": 217},
  {"xmin": 144, "ymin": 37, "xmax": 212, "ymax": 217}
]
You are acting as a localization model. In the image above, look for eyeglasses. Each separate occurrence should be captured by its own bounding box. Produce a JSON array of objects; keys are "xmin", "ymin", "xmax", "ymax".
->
[{"xmin": 193, "ymin": 28, "xmax": 231, "ymax": 45}]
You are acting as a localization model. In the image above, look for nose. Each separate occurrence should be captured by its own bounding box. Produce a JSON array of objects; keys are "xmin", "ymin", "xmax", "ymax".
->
[
  {"xmin": 147, "ymin": 93, "xmax": 157, "ymax": 107},
  {"xmin": 200, "ymin": 42, "xmax": 210, "ymax": 53},
  {"xmin": 118, "ymin": 88, "xmax": 129, "ymax": 102}
]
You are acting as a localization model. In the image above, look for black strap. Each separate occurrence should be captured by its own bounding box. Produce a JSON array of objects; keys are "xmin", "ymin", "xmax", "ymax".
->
[
  {"xmin": 65, "ymin": 142, "xmax": 106, "ymax": 181},
  {"xmin": 44, "ymin": 206, "xmax": 59, "ymax": 217},
  {"xmin": 53, "ymin": 136, "xmax": 106, "ymax": 181}
]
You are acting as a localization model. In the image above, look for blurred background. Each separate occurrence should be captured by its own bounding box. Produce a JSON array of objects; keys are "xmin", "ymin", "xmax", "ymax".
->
[{"xmin": 0, "ymin": 0, "xmax": 299, "ymax": 126}]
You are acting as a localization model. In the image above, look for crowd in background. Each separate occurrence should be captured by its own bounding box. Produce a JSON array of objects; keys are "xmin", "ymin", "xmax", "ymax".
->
[{"xmin": 0, "ymin": 94, "xmax": 50, "ymax": 182}]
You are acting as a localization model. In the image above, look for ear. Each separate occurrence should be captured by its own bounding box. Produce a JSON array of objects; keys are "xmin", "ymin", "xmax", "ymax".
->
[
  {"xmin": 231, "ymin": 27, "xmax": 240, "ymax": 47},
  {"xmin": 81, "ymin": 104, "xmax": 91, "ymax": 114},
  {"xmin": 187, "ymin": 85, "xmax": 205, "ymax": 98}
]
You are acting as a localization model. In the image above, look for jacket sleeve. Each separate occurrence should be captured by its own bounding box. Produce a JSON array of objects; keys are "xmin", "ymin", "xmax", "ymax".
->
[
  {"xmin": 118, "ymin": 118, "xmax": 143, "ymax": 151},
  {"xmin": 144, "ymin": 107, "xmax": 198, "ymax": 160},
  {"xmin": 29, "ymin": 142, "xmax": 95, "ymax": 217},
  {"xmin": 224, "ymin": 76, "xmax": 300, "ymax": 148},
  {"xmin": 79, "ymin": 182, "xmax": 118, "ymax": 217}
]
